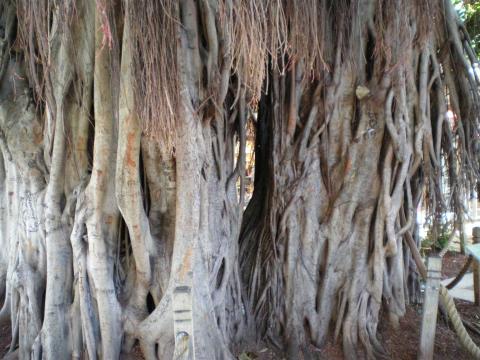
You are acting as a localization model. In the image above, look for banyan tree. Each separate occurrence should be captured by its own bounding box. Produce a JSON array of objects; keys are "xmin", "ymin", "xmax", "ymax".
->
[{"xmin": 0, "ymin": 0, "xmax": 479, "ymax": 358}]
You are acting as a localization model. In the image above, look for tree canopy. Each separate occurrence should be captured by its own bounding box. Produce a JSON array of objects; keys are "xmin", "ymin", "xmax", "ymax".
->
[{"xmin": 454, "ymin": 0, "xmax": 480, "ymax": 56}]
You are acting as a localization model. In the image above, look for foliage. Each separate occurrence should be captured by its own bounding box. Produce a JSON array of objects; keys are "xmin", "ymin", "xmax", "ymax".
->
[
  {"xmin": 453, "ymin": 0, "xmax": 480, "ymax": 57},
  {"xmin": 422, "ymin": 220, "xmax": 454, "ymax": 252}
]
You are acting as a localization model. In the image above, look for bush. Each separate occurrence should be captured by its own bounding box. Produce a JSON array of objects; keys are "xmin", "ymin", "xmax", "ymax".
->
[{"xmin": 421, "ymin": 221, "xmax": 453, "ymax": 253}]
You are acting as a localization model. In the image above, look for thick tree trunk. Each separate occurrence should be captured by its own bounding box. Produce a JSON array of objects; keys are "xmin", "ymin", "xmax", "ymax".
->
[
  {"xmin": 39, "ymin": 10, "xmax": 75, "ymax": 356},
  {"xmin": 240, "ymin": 1, "xmax": 480, "ymax": 358},
  {"xmin": 242, "ymin": 67, "xmax": 394, "ymax": 357},
  {"xmin": 134, "ymin": 2, "xmax": 245, "ymax": 358},
  {"xmin": 0, "ymin": 56, "xmax": 47, "ymax": 359},
  {"xmin": 80, "ymin": 4, "xmax": 122, "ymax": 358}
]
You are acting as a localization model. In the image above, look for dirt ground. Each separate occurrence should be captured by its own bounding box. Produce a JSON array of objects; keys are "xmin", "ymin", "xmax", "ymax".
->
[
  {"xmin": 378, "ymin": 251, "xmax": 479, "ymax": 360},
  {"xmin": 1, "ymin": 251, "xmax": 478, "ymax": 359}
]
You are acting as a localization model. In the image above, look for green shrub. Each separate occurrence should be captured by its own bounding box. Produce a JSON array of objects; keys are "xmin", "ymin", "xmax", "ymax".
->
[{"xmin": 421, "ymin": 221, "xmax": 453, "ymax": 253}]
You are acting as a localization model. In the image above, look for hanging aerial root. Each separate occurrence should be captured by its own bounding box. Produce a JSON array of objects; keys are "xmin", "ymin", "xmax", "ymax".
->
[{"xmin": 128, "ymin": 0, "xmax": 178, "ymax": 149}]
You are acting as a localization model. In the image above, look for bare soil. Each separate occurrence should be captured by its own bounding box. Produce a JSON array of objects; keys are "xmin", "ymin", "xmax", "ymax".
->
[
  {"xmin": 378, "ymin": 302, "xmax": 479, "ymax": 360},
  {"xmin": 378, "ymin": 251, "xmax": 479, "ymax": 360}
]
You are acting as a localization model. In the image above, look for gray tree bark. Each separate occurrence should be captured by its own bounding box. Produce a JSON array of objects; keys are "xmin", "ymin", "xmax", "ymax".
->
[{"xmin": 0, "ymin": 0, "xmax": 478, "ymax": 359}]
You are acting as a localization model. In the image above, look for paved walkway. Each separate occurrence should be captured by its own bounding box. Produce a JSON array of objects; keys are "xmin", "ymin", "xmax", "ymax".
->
[{"xmin": 441, "ymin": 273, "xmax": 474, "ymax": 302}]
